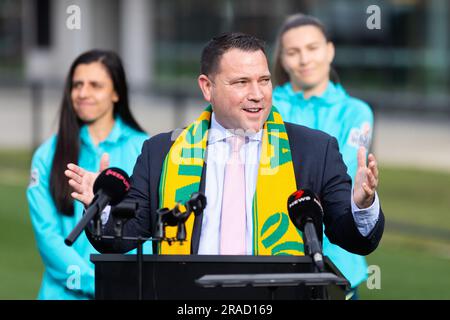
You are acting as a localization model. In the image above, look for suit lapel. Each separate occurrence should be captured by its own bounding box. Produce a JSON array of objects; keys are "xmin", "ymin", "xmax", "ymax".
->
[{"xmin": 191, "ymin": 162, "xmax": 207, "ymax": 254}]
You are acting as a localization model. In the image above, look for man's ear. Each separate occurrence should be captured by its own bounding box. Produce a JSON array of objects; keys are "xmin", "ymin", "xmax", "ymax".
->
[{"xmin": 198, "ymin": 74, "xmax": 213, "ymax": 102}]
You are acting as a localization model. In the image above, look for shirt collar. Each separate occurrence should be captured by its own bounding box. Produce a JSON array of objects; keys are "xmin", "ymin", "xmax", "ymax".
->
[
  {"xmin": 208, "ymin": 112, "xmax": 263, "ymax": 145},
  {"xmin": 80, "ymin": 116, "xmax": 128, "ymax": 147},
  {"xmin": 284, "ymin": 81, "xmax": 347, "ymax": 105}
]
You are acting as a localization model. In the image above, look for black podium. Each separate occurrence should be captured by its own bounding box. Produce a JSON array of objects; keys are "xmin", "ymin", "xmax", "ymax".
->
[{"xmin": 91, "ymin": 254, "xmax": 349, "ymax": 300}]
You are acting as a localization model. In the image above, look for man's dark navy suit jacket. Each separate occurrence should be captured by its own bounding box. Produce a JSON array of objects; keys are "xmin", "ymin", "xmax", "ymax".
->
[{"xmin": 88, "ymin": 122, "xmax": 384, "ymax": 256}]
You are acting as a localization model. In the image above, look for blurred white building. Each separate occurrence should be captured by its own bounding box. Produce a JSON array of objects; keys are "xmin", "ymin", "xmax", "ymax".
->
[
  {"xmin": 0, "ymin": 0, "xmax": 449, "ymax": 171},
  {"xmin": 22, "ymin": 0, "xmax": 155, "ymax": 89}
]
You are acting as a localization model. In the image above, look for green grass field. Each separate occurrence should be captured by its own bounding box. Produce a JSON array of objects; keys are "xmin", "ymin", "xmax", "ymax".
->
[
  {"xmin": 1, "ymin": 150, "xmax": 449, "ymax": 299},
  {"xmin": 360, "ymin": 166, "xmax": 450, "ymax": 299}
]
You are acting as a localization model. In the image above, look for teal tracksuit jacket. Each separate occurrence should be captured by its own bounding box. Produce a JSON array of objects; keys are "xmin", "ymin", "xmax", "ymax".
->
[
  {"xmin": 273, "ymin": 81, "xmax": 374, "ymax": 288},
  {"xmin": 27, "ymin": 117, "xmax": 151, "ymax": 299}
]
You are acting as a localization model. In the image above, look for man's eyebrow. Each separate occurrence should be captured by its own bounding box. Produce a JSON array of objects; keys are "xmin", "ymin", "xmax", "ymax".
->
[
  {"xmin": 226, "ymin": 76, "xmax": 250, "ymax": 83},
  {"xmin": 231, "ymin": 76, "xmax": 249, "ymax": 81}
]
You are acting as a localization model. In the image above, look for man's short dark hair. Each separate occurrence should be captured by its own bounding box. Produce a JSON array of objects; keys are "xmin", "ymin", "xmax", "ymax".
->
[{"xmin": 200, "ymin": 32, "xmax": 266, "ymax": 77}]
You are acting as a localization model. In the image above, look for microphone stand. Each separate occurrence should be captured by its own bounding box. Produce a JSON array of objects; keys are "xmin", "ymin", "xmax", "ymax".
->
[
  {"xmin": 110, "ymin": 201, "xmax": 146, "ymax": 300},
  {"xmin": 65, "ymin": 193, "xmax": 110, "ymax": 246},
  {"xmin": 66, "ymin": 193, "xmax": 206, "ymax": 300},
  {"xmin": 99, "ymin": 202, "xmax": 202, "ymax": 300},
  {"xmin": 303, "ymin": 219, "xmax": 328, "ymax": 300},
  {"xmin": 99, "ymin": 234, "xmax": 157, "ymax": 300}
]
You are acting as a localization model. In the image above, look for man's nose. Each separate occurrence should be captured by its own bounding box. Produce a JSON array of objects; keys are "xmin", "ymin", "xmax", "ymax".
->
[{"xmin": 247, "ymin": 82, "xmax": 264, "ymax": 101}]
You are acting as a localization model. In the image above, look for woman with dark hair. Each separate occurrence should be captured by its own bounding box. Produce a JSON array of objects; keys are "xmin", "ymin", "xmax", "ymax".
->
[
  {"xmin": 27, "ymin": 49, "xmax": 150, "ymax": 299},
  {"xmin": 272, "ymin": 14, "xmax": 374, "ymax": 299}
]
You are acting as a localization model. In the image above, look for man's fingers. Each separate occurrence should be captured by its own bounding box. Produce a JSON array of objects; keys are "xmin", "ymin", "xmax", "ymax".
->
[
  {"xmin": 71, "ymin": 192, "xmax": 84, "ymax": 202},
  {"xmin": 68, "ymin": 179, "xmax": 84, "ymax": 193},
  {"xmin": 366, "ymin": 168, "xmax": 378, "ymax": 189},
  {"xmin": 67, "ymin": 163, "xmax": 85, "ymax": 177},
  {"xmin": 71, "ymin": 191, "xmax": 92, "ymax": 207},
  {"xmin": 65, "ymin": 170, "xmax": 83, "ymax": 184},
  {"xmin": 100, "ymin": 153, "xmax": 110, "ymax": 172},
  {"xmin": 355, "ymin": 152, "xmax": 379, "ymax": 208},
  {"xmin": 368, "ymin": 154, "xmax": 379, "ymax": 180},
  {"xmin": 357, "ymin": 147, "xmax": 367, "ymax": 169},
  {"xmin": 369, "ymin": 163, "xmax": 379, "ymax": 181},
  {"xmin": 362, "ymin": 182, "xmax": 374, "ymax": 197}
]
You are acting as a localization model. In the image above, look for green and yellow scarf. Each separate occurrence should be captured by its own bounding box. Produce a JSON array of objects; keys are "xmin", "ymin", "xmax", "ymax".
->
[{"xmin": 158, "ymin": 105, "xmax": 304, "ymax": 256}]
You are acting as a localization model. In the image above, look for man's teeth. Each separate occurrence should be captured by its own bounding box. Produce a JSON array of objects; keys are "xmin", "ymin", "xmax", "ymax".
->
[{"xmin": 244, "ymin": 108, "xmax": 261, "ymax": 113}]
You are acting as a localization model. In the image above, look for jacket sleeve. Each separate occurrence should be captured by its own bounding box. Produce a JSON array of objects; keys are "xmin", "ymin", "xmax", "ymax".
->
[
  {"xmin": 321, "ymin": 136, "xmax": 384, "ymax": 255},
  {"xmin": 27, "ymin": 150, "xmax": 95, "ymax": 298}
]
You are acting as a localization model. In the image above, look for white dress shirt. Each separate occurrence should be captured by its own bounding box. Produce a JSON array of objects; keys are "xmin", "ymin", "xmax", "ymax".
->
[{"xmin": 198, "ymin": 113, "xmax": 263, "ymax": 254}]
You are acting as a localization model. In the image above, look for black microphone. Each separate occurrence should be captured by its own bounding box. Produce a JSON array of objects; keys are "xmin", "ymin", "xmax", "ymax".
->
[
  {"xmin": 153, "ymin": 192, "xmax": 207, "ymax": 241},
  {"xmin": 287, "ymin": 189, "xmax": 325, "ymax": 272},
  {"xmin": 65, "ymin": 167, "xmax": 131, "ymax": 246},
  {"xmin": 176, "ymin": 192, "xmax": 207, "ymax": 240},
  {"xmin": 185, "ymin": 192, "xmax": 207, "ymax": 216}
]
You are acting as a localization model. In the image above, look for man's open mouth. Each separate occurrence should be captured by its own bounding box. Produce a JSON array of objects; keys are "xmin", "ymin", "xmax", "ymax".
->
[{"xmin": 243, "ymin": 108, "xmax": 263, "ymax": 113}]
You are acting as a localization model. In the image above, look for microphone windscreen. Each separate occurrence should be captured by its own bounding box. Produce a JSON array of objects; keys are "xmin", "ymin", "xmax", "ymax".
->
[
  {"xmin": 287, "ymin": 189, "xmax": 323, "ymax": 241},
  {"xmin": 186, "ymin": 192, "xmax": 207, "ymax": 216},
  {"xmin": 93, "ymin": 167, "xmax": 131, "ymax": 205}
]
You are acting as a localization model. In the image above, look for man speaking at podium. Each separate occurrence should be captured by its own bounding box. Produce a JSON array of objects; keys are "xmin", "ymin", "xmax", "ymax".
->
[{"xmin": 65, "ymin": 33, "xmax": 384, "ymax": 257}]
